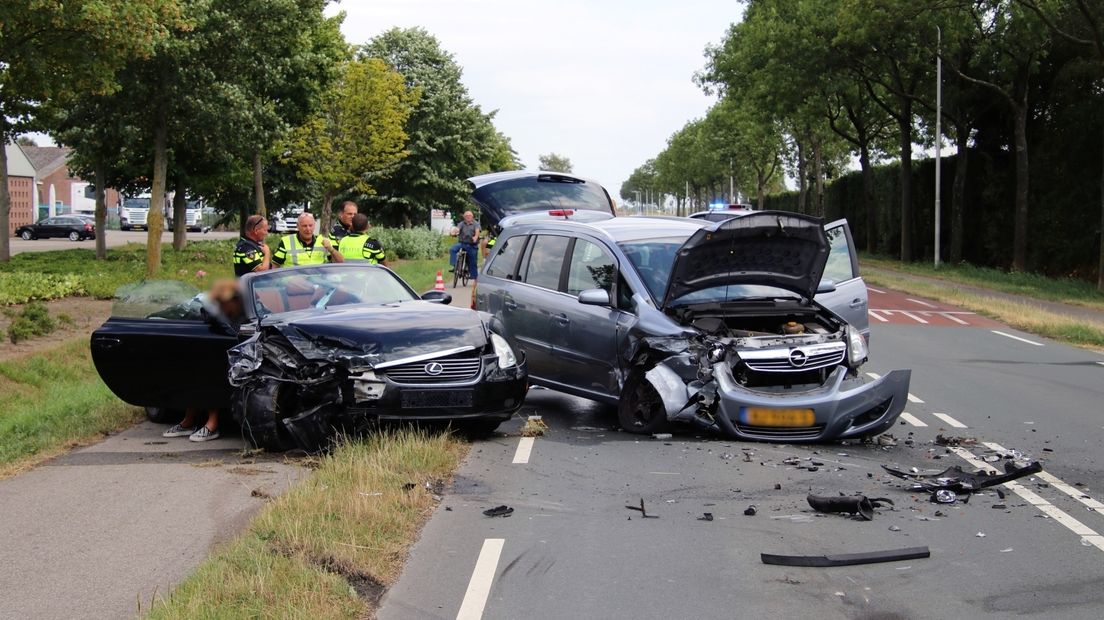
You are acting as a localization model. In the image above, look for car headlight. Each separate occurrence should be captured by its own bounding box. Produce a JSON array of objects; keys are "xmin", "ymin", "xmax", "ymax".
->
[
  {"xmin": 490, "ymin": 333, "xmax": 518, "ymax": 369},
  {"xmin": 847, "ymin": 325, "xmax": 868, "ymax": 366}
]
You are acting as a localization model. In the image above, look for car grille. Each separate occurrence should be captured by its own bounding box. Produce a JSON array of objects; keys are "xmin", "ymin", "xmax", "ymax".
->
[
  {"xmin": 381, "ymin": 354, "xmax": 481, "ymax": 385},
  {"xmin": 740, "ymin": 343, "xmax": 846, "ymax": 373},
  {"xmin": 734, "ymin": 423, "xmax": 825, "ymax": 440}
]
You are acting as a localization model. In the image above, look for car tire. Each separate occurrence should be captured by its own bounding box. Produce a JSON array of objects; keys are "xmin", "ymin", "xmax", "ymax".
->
[
  {"xmin": 235, "ymin": 381, "xmax": 298, "ymax": 452},
  {"xmin": 68, "ymin": 231, "xmax": 80, "ymax": 241},
  {"xmin": 145, "ymin": 406, "xmax": 185, "ymax": 425},
  {"xmin": 617, "ymin": 371, "xmax": 670, "ymax": 434},
  {"xmin": 121, "ymin": 225, "xmax": 131, "ymax": 231},
  {"xmin": 20, "ymin": 230, "xmax": 33, "ymax": 240}
]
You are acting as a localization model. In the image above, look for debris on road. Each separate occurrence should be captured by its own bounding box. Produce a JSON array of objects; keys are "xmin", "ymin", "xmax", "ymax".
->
[
  {"xmin": 625, "ymin": 498, "xmax": 659, "ymax": 519},
  {"xmin": 761, "ymin": 546, "xmax": 930, "ymax": 567},
  {"xmin": 698, "ymin": 512, "xmax": 714, "ymax": 521},
  {"xmin": 652, "ymin": 433, "xmax": 673, "ymax": 440},
  {"xmin": 744, "ymin": 505, "xmax": 758, "ymax": 516},
  {"xmin": 888, "ymin": 525, "xmax": 901, "ymax": 532},
  {"xmin": 931, "ymin": 490, "xmax": 957, "ymax": 504},
  {"xmin": 882, "ymin": 460, "xmax": 1042, "ymax": 493},
  {"xmin": 483, "ymin": 505, "xmax": 514, "ymax": 518},
  {"xmin": 806, "ymin": 494, "xmax": 894, "ymax": 521},
  {"xmin": 935, "ymin": 434, "xmax": 978, "ymax": 447},
  {"xmin": 521, "ymin": 415, "xmax": 548, "ymax": 437}
]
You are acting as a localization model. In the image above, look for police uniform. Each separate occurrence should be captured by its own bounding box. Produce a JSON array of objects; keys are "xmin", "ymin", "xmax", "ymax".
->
[
  {"xmin": 337, "ymin": 233, "xmax": 385, "ymax": 264},
  {"xmin": 272, "ymin": 234, "xmax": 332, "ymax": 266},
  {"xmin": 233, "ymin": 236, "xmax": 266, "ymax": 277},
  {"xmin": 330, "ymin": 222, "xmax": 351, "ymax": 242}
]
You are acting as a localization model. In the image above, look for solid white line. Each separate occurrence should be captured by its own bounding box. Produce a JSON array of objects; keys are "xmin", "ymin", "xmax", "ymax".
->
[
  {"xmin": 512, "ymin": 437, "xmax": 534, "ymax": 464},
  {"xmin": 456, "ymin": 538, "xmax": 505, "ymax": 620},
  {"xmin": 948, "ymin": 447, "xmax": 1104, "ymax": 553},
  {"xmin": 898, "ymin": 310, "xmax": 929, "ymax": 324},
  {"xmin": 907, "ymin": 393, "xmax": 925, "ymax": 404},
  {"xmin": 899, "ymin": 412, "xmax": 928, "ymax": 427},
  {"xmin": 868, "ymin": 310, "xmax": 889, "ymax": 323},
  {"xmin": 992, "ymin": 330, "xmax": 1044, "ymax": 346},
  {"xmin": 868, "ymin": 287, "xmax": 886, "ymax": 294},
  {"xmin": 865, "ymin": 372, "xmax": 881, "ymax": 380},
  {"xmin": 981, "ymin": 442, "xmax": 1104, "ymax": 512},
  {"xmin": 940, "ymin": 312, "xmax": 970, "ymax": 325},
  {"xmin": 907, "ymin": 298, "xmax": 937, "ymax": 308},
  {"xmin": 932, "ymin": 412, "xmax": 968, "ymax": 428}
]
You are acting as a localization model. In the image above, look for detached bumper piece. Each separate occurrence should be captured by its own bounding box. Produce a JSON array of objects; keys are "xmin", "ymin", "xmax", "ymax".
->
[
  {"xmin": 806, "ymin": 494, "xmax": 893, "ymax": 521},
  {"xmin": 761, "ymin": 546, "xmax": 930, "ymax": 567}
]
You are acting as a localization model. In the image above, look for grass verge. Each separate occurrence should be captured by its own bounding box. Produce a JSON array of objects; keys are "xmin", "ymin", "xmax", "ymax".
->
[
  {"xmin": 860, "ymin": 255, "xmax": 1104, "ymax": 311},
  {"xmin": 146, "ymin": 430, "xmax": 468, "ymax": 619},
  {"xmin": 864, "ymin": 270, "xmax": 1104, "ymax": 350},
  {"xmin": 0, "ymin": 338, "xmax": 142, "ymax": 478}
]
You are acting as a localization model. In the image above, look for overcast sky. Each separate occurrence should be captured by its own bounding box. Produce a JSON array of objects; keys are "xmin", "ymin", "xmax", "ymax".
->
[{"xmin": 333, "ymin": 0, "xmax": 744, "ymax": 198}]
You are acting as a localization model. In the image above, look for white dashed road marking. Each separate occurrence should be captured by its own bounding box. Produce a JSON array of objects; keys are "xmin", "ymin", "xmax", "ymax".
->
[
  {"xmin": 866, "ymin": 372, "xmax": 881, "ymax": 380},
  {"xmin": 898, "ymin": 412, "xmax": 928, "ymax": 427},
  {"xmin": 907, "ymin": 298, "xmax": 937, "ymax": 308},
  {"xmin": 457, "ymin": 539, "xmax": 505, "ymax": 620},
  {"xmin": 981, "ymin": 442, "xmax": 1104, "ymax": 512},
  {"xmin": 898, "ymin": 310, "xmax": 929, "ymax": 324},
  {"xmin": 907, "ymin": 393, "xmax": 925, "ymax": 404},
  {"xmin": 939, "ymin": 312, "xmax": 970, "ymax": 325},
  {"xmin": 868, "ymin": 287, "xmax": 885, "ymax": 294},
  {"xmin": 992, "ymin": 330, "xmax": 1044, "ymax": 346},
  {"xmin": 512, "ymin": 437, "xmax": 534, "ymax": 464},
  {"xmin": 932, "ymin": 412, "xmax": 968, "ymax": 429},
  {"xmin": 868, "ymin": 310, "xmax": 888, "ymax": 323}
]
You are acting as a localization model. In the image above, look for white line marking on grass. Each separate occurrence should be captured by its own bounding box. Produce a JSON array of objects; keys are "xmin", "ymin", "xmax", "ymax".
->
[
  {"xmin": 868, "ymin": 287, "xmax": 885, "ymax": 294},
  {"xmin": 940, "ymin": 312, "xmax": 970, "ymax": 325},
  {"xmin": 907, "ymin": 298, "xmax": 937, "ymax": 308},
  {"xmin": 948, "ymin": 447, "xmax": 1104, "ymax": 554},
  {"xmin": 512, "ymin": 437, "xmax": 534, "ymax": 464},
  {"xmin": 992, "ymin": 330, "xmax": 1044, "ymax": 346},
  {"xmin": 898, "ymin": 310, "xmax": 929, "ymax": 324},
  {"xmin": 907, "ymin": 393, "xmax": 925, "ymax": 404},
  {"xmin": 932, "ymin": 413, "xmax": 968, "ymax": 428},
  {"xmin": 457, "ymin": 539, "xmax": 505, "ymax": 620},
  {"xmin": 899, "ymin": 412, "xmax": 927, "ymax": 427},
  {"xmin": 868, "ymin": 310, "xmax": 888, "ymax": 323}
]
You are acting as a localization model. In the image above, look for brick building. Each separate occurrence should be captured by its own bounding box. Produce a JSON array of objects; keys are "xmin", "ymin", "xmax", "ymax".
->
[
  {"xmin": 5, "ymin": 142, "xmax": 37, "ymax": 236},
  {"xmin": 21, "ymin": 145, "xmax": 119, "ymax": 219}
]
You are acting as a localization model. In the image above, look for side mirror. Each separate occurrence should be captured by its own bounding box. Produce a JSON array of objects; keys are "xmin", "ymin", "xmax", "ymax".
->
[
  {"xmin": 816, "ymin": 279, "xmax": 836, "ymax": 295},
  {"xmin": 577, "ymin": 288, "xmax": 611, "ymax": 306},
  {"xmin": 421, "ymin": 290, "xmax": 453, "ymax": 305}
]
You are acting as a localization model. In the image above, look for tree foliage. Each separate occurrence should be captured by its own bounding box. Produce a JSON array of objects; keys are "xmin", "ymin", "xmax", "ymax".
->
[{"xmin": 538, "ymin": 153, "xmax": 574, "ymax": 173}]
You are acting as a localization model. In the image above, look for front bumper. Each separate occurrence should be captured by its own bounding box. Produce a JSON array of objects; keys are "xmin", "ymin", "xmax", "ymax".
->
[{"xmin": 711, "ymin": 366, "xmax": 911, "ymax": 442}]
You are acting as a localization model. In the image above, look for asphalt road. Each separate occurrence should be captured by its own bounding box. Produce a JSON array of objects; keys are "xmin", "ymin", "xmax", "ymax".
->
[
  {"xmin": 8, "ymin": 230, "xmax": 238, "ymax": 255},
  {"xmin": 380, "ymin": 291, "xmax": 1104, "ymax": 619}
]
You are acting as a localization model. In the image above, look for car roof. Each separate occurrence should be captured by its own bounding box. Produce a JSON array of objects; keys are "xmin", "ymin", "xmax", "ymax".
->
[{"xmin": 506, "ymin": 215, "xmax": 707, "ymax": 244}]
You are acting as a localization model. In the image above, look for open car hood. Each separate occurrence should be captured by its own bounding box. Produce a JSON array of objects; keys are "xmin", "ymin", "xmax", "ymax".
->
[{"xmin": 661, "ymin": 211, "xmax": 829, "ymax": 308}]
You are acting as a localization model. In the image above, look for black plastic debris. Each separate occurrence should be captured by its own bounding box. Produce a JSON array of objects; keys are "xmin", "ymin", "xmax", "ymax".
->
[
  {"xmin": 744, "ymin": 505, "xmax": 758, "ymax": 516},
  {"xmin": 935, "ymin": 434, "xmax": 978, "ymax": 447},
  {"xmin": 992, "ymin": 504, "xmax": 1008, "ymax": 509},
  {"xmin": 881, "ymin": 460, "xmax": 1042, "ymax": 493},
  {"xmin": 483, "ymin": 505, "xmax": 514, "ymax": 518},
  {"xmin": 699, "ymin": 512, "xmax": 714, "ymax": 521},
  {"xmin": 931, "ymin": 490, "xmax": 957, "ymax": 504},
  {"xmin": 761, "ymin": 546, "xmax": 930, "ymax": 567},
  {"xmin": 625, "ymin": 498, "xmax": 659, "ymax": 519},
  {"xmin": 807, "ymin": 494, "xmax": 894, "ymax": 521},
  {"xmin": 774, "ymin": 483, "xmax": 782, "ymax": 490}
]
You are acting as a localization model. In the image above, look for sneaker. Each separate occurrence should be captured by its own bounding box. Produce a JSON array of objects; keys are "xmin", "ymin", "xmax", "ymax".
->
[
  {"xmin": 163, "ymin": 423, "xmax": 197, "ymax": 438},
  {"xmin": 189, "ymin": 426, "xmax": 220, "ymax": 442}
]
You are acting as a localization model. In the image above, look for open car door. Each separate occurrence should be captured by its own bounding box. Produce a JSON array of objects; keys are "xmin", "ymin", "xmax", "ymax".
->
[{"xmin": 815, "ymin": 219, "xmax": 869, "ymax": 337}]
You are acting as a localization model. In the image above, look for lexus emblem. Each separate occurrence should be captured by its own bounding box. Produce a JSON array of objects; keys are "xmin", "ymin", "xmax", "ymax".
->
[
  {"xmin": 424, "ymin": 362, "xmax": 445, "ymax": 376},
  {"xmin": 788, "ymin": 349, "xmax": 808, "ymax": 368}
]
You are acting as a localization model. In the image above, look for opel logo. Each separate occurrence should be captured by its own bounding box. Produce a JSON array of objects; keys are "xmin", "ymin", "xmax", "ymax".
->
[
  {"xmin": 788, "ymin": 349, "xmax": 808, "ymax": 368},
  {"xmin": 424, "ymin": 362, "xmax": 445, "ymax": 376}
]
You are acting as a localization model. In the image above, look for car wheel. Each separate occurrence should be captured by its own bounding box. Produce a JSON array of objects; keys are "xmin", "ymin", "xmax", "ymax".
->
[
  {"xmin": 235, "ymin": 381, "xmax": 298, "ymax": 452},
  {"xmin": 20, "ymin": 230, "xmax": 33, "ymax": 240},
  {"xmin": 68, "ymin": 231, "xmax": 80, "ymax": 241},
  {"xmin": 617, "ymin": 371, "xmax": 670, "ymax": 434},
  {"xmin": 145, "ymin": 406, "xmax": 185, "ymax": 425}
]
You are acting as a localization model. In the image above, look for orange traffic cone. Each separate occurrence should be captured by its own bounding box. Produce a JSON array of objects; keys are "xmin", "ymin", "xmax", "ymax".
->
[{"xmin": 435, "ymin": 270, "xmax": 445, "ymax": 291}]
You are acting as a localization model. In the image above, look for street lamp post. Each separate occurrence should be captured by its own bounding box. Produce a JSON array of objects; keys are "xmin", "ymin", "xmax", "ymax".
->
[{"xmin": 934, "ymin": 25, "xmax": 943, "ymax": 268}]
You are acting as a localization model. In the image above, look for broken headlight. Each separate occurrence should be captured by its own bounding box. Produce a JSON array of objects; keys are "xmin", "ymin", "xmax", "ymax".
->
[
  {"xmin": 847, "ymin": 325, "xmax": 868, "ymax": 367},
  {"xmin": 490, "ymin": 333, "xmax": 518, "ymax": 369}
]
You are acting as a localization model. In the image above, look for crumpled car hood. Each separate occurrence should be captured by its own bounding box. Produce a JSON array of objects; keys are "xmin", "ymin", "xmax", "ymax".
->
[
  {"xmin": 662, "ymin": 211, "xmax": 829, "ymax": 307},
  {"xmin": 272, "ymin": 301, "xmax": 488, "ymax": 365}
]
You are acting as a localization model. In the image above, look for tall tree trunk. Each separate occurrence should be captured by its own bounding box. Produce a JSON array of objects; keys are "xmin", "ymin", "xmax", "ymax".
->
[
  {"xmin": 950, "ymin": 121, "xmax": 969, "ymax": 265},
  {"xmin": 319, "ymin": 190, "xmax": 335, "ymax": 234},
  {"xmin": 757, "ymin": 169, "xmax": 766, "ymax": 209},
  {"xmin": 898, "ymin": 101, "xmax": 914, "ymax": 261},
  {"xmin": 147, "ymin": 107, "xmax": 168, "ymax": 277},
  {"xmin": 859, "ymin": 142, "xmax": 876, "ymax": 253},
  {"xmin": 94, "ymin": 162, "xmax": 107, "ymax": 260},
  {"xmin": 172, "ymin": 178, "xmax": 187, "ymax": 251},
  {"xmin": 1099, "ymin": 122, "xmax": 1104, "ymax": 292},
  {"xmin": 797, "ymin": 137, "xmax": 808, "ymax": 213},
  {"xmin": 813, "ymin": 137, "xmax": 824, "ymax": 217},
  {"xmin": 0, "ymin": 139, "xmax": 10, "ymax": 262},
  {"xmin": 1012, "ymin": 104, "xmax": 1029, "ymax": 271},
  {"xmin": 253, "ymin": 151, "xmax": 266, "ymax": 219}
]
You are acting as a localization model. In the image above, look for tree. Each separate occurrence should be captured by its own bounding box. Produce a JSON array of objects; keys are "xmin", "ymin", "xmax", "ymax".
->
[
  {"xmin": 477, "ymin": 130, "xmax": 524, "ymax": 173},
  {"xmin": 538, "ymin": 153, "xmax": 574, "ymax": 173},
  {"xmin": 280, "ymin": 58, "xmax": 416, "ymax": 233},
  {"xmin": 0, "ymin": 0, "xmax": 181, "ymax": 261}
]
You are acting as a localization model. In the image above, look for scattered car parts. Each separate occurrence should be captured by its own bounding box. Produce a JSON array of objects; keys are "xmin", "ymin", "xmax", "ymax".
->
[
  {"xmin": 761, "ymin": 546, "xmax": 930, "ymax": 567},
  {"xmin": 806, "ymin": 494, "xmax": 894, "ymax": 521},
  {"xmin": 882, "ymin": 460, "xmax": 1043, "ymax": 493}
]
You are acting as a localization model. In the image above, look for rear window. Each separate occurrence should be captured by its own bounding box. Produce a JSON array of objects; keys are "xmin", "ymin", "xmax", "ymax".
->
[{"xmin": 473, "ymin": 175, "xmax": 613, "ymax": 219}]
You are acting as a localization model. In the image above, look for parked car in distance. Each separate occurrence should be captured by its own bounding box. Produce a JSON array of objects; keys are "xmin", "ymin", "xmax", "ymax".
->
[
  {"xmin": 90, "ymin": 264, "xmax": 528, "ymax": 451},
  {"xmin": 475, "ymin": 209, "xmax": 910, "ymax": 442},
  {"xmin": 16, "ymin": 216, "xmax": 96, "ymax": 241}
]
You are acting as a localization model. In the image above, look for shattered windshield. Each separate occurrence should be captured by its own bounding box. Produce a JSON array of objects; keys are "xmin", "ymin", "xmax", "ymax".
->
[
  {"xmin": 618, "ymin": 237, "xmax": 798, "ymax": 306},
  {"xmin": 248, "ymin": 267, "xmax": 417, "ymax": 318}
]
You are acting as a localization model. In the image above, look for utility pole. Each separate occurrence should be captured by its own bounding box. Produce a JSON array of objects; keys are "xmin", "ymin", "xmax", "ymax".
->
[{"xmin": 934, "ymin": 25, "xmax": 943, "ymax": 268}]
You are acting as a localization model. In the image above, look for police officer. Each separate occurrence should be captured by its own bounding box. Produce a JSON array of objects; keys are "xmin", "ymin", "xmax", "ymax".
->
[
  {"xmin": 337, "ymin": 213, "xmax": 386, "ymax": 264},
  {"xmin": 233, "ymin": 214, "xmax": 272, "ymax": 277},
  {"xmin": 272, "ymin": 212, "xmax": 342, "ymax": 267},
  {"xmin": 331, "ymin": 201, "xmax": 358, "ymax": 242}
]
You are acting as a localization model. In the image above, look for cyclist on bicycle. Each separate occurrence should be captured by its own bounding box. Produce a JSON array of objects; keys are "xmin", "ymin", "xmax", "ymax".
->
[{"xmin": 448, "ymin": 210, "xmax": 481, "ymax": 281}]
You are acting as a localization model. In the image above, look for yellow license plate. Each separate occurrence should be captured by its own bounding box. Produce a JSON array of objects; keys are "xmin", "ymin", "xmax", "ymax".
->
[{"xmin": 740, "ymin": 407, "xmax": 815, "ymax": 427}]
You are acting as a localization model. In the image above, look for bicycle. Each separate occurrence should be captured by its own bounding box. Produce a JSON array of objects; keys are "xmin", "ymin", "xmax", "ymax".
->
[{"xmin": 453, "ymin": 246, "xmax": 471, "ymax": 288}]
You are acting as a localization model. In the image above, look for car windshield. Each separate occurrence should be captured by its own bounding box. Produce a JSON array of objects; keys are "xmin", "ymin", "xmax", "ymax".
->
[
  {"xmin": 247, "ymin": 267, "xmax": 417, "ymax": 318},
  {"xmin": 618, "ymin": 236, "xmax": 798, "ymax": 306},
  {"xmin": 474, "ymin": 175, "xmax": 612, "ymax": 216},
  {"xmin": 111, "ymin": 280, "xmax": 205, "ymax": 319},
  {"xmin": 124, "ymin": 198, "xmax": 150, "ymax": 209}
]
